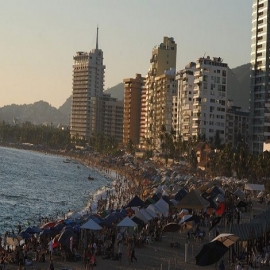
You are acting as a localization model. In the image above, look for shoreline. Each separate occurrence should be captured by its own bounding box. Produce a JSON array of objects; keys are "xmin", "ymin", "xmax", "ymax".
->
[{"xmin": 0, "ymin": 143, "xmax": 140, "ymax": 231}]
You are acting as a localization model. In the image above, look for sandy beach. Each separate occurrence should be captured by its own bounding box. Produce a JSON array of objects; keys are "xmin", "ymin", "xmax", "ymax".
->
[{"xmin": 1, "ymin": 146, "xmax": 269, "ymax": 270}]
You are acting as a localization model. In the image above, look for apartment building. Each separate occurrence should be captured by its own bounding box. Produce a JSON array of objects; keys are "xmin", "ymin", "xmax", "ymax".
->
[
  {"xmin": 249, "ymin": 0, "xmax": 270, "ymax": 154},
  {"xmin": 176, "ymin": 56, "xmax": 228, "ymax": 143},
  {"xmin": 143, "ymin": 37, "xmax": 177, "ymax": 149},
  {"xmin": 90, "ymin": 94, "xmax": 123, "ymax": 142},
  {"xmin": 123, "ymin": 74, "xmax": 145, "ymax": 145},
  {"xmin": 226, "ymin": 102, "xmax": 249, "ymax": 148}
]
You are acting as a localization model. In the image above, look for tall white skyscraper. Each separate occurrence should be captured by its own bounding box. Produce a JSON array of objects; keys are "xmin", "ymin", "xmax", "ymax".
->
[
  {"xmin": 249, "ymin": 0, "xmax": 270, "ymax": 154},
  {"xmin": 70, "ymin": 27, "xmax": 105, "ymax": 140}
]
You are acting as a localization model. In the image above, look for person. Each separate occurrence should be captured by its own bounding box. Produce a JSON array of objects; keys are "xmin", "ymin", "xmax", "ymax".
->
[
  {"xmin": 130, "ymin": 243, "xmax": 137, "ymax": 262},
  {"xmin": 118, "ymin": 240, "xmax": 123, "ymax": 265},
  {"xmin": 89, "ymin": 252, "xmax": 95, "ymax": 270},
  {"xmin": 49, "ymin": 259, "xmax": 54, "ymax": 270},
  {"xmin": 236, "ymin": 262, "xmax": 242, "ymax": 270},
  {"xmin": 1, "ymin": 255, "xmax": 6, "ymax": 270},
  {"xmin": 219, "ymin": 260, "xmax": 225, "ymax": 270},
  {"xmin": 48, "ymin": 238, "xmax": 53, "ymax": 260}
]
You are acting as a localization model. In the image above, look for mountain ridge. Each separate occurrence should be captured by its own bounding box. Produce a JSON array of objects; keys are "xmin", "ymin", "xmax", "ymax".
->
[{"xmin": 0, "ymin": 63, "xmax": 250, "ymax": 125}]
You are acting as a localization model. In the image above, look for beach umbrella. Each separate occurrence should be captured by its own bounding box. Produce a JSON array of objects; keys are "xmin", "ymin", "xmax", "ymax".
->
[
  {"xmin": 58, "ymin": 230, "xmax": 76, "ymax": 247},
  {"xmin": 53, "ymin": 223, "xmax": 65, "ymax": 232},
  {"xmin": 162, "ymin": 222, "xmax": 181, "ymax": 233},
  {"xmin": 25, "ymin": 226, "xmax": 42, "ymax": 234},
  {"xmin": 19, "ymin": 231, "xmax": 31, "ymax": 240},
  {"xmin": 211, "ymin": 233, "xmax": 239, "ymax": 248},
  {"xmin": 41, "ymin": 221, "xmax": 56, "ymax": 229},
  {"xmin": 195, "ymin": 240, "xmax": 228, "ymax": 266}
]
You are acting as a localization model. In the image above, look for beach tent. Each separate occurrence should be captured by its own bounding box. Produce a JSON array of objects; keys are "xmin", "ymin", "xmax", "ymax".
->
[
  {"xmin": 134, "ymin": 209, "xmax": 152, "ymax": 223},
  {"xmin": 202, "ymin": 186, "xmax": 223, "ymax": 202},
  {"xmin": 145, "ymin": 208, "xmax": 158, "ymax": 218},
  {"xmin": 126, "ymin": 195, "xmax": 145, "ymax": 208},
  {"xmin": 80, "ymin": 219, "xmax": 102, "ymax": 230},
  {"xmin": 144, "ymin": 198, "xmax": 156, "ymax": 207},
  {"xmin": 174, "ymin": 189, "xmax": 188, "ymax": 201},
  {"xmin": 176, "ymin": 189, "xmax": 210, "ymax": 209},
  {"xmin": 162, "ymin": 196, "xmax": 174, "ymax": 206},
  {"xmin": 117, "ymin": 216, "xmax": 137, "ymax": 227},
  {"xmin": 155, "ymin": 198, "xmax": 169, "ymax": 217},
  {"xmin": 245, "ymin": 183, "xmax": 265, "ymax": 191},
  {"xmin": 147, "ymin": 204, "xmax": 163, "ymax": 216},
  {"xmin": 234, "ymin": 189, "xmax": 245, "ymax": 200}
]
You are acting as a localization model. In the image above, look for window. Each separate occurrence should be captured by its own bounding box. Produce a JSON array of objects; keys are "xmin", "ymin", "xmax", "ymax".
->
[
  {"xmin": 217, "ymin": 69, "xmax": 220, "ymax": 74},
  {"xmin": 210, "ymin": 99, "xmax": 215, "ymax": 103},
  {"xmin": 222, "ymin": 70, "xmax": 226, "ymax": 77},
  {"xmin": 222, "ymin": 78, "xmax": 226, "ymax": 84}
]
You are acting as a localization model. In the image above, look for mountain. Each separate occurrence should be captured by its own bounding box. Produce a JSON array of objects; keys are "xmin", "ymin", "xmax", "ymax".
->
[
  {"xmin": 0, "ymin": 100, "xmax": 69, "ymax": 126},
  {"xmin": 0, "ymin": 65, "xmax": 250, "ymax": 125},
  {"xmin": 104, "ymin": 82, "xmax": 124, "ymax": 100}
]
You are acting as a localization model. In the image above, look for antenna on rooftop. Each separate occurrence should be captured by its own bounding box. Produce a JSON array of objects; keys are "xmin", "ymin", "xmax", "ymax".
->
[{"xmin": 96, "ymin": 25, "xmax": 99, "ymax": 51}]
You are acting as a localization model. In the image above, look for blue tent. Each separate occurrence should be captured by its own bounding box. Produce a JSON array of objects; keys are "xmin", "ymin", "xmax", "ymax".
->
[
  {"xmin": 126, "ymin": 195, "xmax": 145, "ymax": 208},
  {"xmin": 174, "ymin": 189, "xmax": 188, "ymax": 201}
]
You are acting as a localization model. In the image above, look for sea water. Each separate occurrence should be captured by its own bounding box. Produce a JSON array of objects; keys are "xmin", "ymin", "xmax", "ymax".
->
[{"xmin": 0, "ymin": 146, "xmax": 111, "ymax": 234}]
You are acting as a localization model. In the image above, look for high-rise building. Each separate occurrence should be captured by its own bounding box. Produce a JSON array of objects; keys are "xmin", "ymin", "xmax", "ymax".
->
[
  {"xmin": 123, "ymin": 74, "xmax": 145, "ymax": 146},
  {"xmin": 226, "ymin": 101, "xmax": 249, "ymax": 148},
  {"xmin": 249, "ymin": 0, "xmax": 270, "ymax": 154},
  {"xmin": 104, "ymin": 99, "xmax": 124, "ymax": 142},
  {"xmin": 175, "ymin": 62, "xmax": 196, "ymax": 141},
  {"xmin": 90, "ymin": 94, "xmax": 124, "ymax": 142},
  {"xmin": 175, "ymin": 56, "xmax": 228, "ymax": 143},
  {"xmin": 143, "ymin": 37, "xmax": 177, "ymax": 149},
  {"xmin": 70, "ymin": 27, "xmax": 105, "ymax": 141}
]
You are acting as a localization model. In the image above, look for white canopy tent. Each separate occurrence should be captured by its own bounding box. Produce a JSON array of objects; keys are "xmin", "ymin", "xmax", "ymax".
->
[
  {"xmin": 117, "ymin": 216, "xmax": 137, "ymax": 227},
  {"xmin": 147, "ymin": 204, "xmax": 163, "ymax": 216},
  {"xmin": 80, "ymin": 219, "xmax": 102, "ymax": 230},
  {"xmin": 145, "ymin": 208, "xmax": 158, "ymax": 218},
  {"xmin": 134, "ymin": 209, "xmax": 152, "ymax": 223},
  {"xmin": 155, "ymin": 198, "xmax": 169, "ymax": 217},
  {"xmin": 245, "ymin": 183, "xmax": 265, "ymax": 191}
]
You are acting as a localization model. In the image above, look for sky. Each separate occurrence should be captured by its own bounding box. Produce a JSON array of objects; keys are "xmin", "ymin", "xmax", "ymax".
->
[{"xmin": 0, "ymin": 0, "xmax": 253, "ymax": 108}]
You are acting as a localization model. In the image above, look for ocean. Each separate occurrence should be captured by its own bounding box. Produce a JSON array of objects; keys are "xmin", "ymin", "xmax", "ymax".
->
[{"xmin": 0, "ymin": 146, "xmax": 112, "ymax": 235}]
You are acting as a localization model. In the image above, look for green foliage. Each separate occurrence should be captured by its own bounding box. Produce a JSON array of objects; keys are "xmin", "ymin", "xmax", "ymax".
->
[{"xmin": 0, "ymin": 122, "xmax": 70, "ymax": 149}]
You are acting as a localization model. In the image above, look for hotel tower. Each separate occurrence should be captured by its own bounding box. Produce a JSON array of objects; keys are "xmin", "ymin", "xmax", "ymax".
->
[
  {"xmin": 250, "ymin": 0, "xmax": 270, "ymax": 154},
  {"xmin": 70, "ymin": 28, "xmax": 105, "ymax": 141}
]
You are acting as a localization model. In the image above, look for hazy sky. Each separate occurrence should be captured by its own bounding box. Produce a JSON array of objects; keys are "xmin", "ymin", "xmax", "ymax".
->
[{"xmin": 0, "ymin": 0, "xmax": 252, "ymax": 108}]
